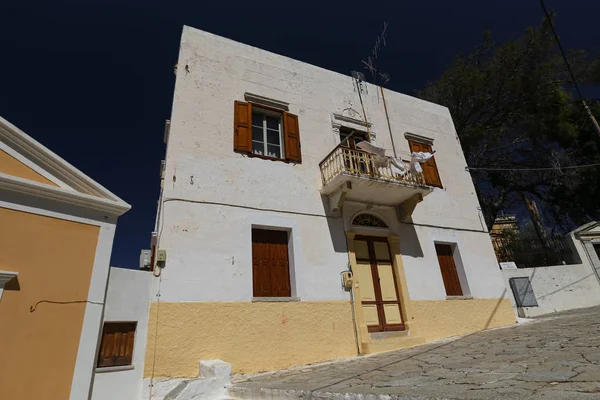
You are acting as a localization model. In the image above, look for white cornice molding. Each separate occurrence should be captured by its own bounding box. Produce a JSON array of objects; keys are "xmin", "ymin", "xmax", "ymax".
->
[
  {"xmin": 0, "ymin": 270, "xmax": 18, "ymax": 300},
  {"xmin": 573, "ymin": 221, "xmax": 600, "ymax": 240},
  {"xmin": 244, "ymin": 93, "xmax": 289, "ymax": 111},
  {"xmin": 332, "ymin": 113, "xmax": 372, "ymax": 129},
  {"xmin": 404, "ymin": 132, "xmax": 434, "ymax": 145},
  {"xmin": 0, "ymin": 173, "xmax": 130, "ymax": 216},
  {"xmin": 0, "ymin": 116, "xmax": 126, "ymax": 204}
]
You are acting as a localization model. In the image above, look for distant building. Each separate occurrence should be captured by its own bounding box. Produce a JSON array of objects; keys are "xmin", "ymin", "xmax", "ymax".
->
[
  {"xmin": 0, "ymin": 117, "xmax": 130, "ymax": 400},
  {"xmin": 491, "ymin": 214, "xmax": 518, "ymax": 238}
]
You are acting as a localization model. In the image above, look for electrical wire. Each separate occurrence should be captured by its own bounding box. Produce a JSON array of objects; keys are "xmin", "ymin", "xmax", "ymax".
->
[
  {"xmin": 540, "ymin": 0, "xmax": 600, "ymax": 137},
  {"xmin": 466, "ymin": 163, "xmax": 600, "ymax": 172},
  {"xmin": 30, "ymin": 300, "xmax": 103, "ymax": 313}
]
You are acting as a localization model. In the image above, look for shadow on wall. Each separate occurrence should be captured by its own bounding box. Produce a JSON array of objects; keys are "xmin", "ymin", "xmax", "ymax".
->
[
  {"xmin": 321, "ymin": 195, "xmax": 349, "ymax": 254},
  {"xmin": 5, "ymin": 276, "xmax": 20, "ymax": 291},
  {"xmin": 398, "ymin": 218, "xmax": 424, "ymax": 258}
]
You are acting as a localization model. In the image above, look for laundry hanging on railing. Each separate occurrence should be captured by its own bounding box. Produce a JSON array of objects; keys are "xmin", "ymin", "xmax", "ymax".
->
[
  {"xmin": 356, "ymin": 141, "xmax": 388, "ymax": 168},
  {"xmin": 409, "ymin": 151, "xmax": 435, "ymax": 174},
  {"xmin": 390, "ymin": 158, "xmax": 407, "ymax": 176}
]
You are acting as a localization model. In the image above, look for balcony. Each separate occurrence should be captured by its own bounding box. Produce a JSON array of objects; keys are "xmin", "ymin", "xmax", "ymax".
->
[{"xmin": 319, "ymin": 145, "xmax": 434, "ymax": 216}]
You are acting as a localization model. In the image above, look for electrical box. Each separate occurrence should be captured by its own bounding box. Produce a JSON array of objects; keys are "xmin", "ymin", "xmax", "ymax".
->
[
  {"xmin": 342, "ymin": 271, "xmax": 353, "ymax": 291},
  {"xmin": 139, "ymin": 249, "xmax": 151, "ymax": 270},
  {"xmin": 156, "ymin": 249, "xmax": 167, "ymax": 263}
]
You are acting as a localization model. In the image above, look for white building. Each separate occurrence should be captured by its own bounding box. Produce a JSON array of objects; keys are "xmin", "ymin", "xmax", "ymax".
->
[{"xmin": 143, "ymin": 25, "xmax": 516, "ymax": 383}]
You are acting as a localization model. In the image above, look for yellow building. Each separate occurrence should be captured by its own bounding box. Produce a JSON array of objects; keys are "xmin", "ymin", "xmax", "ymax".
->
[{"xmin": 0, "ymin": 116, "xmax": 130, "ymax": 400}]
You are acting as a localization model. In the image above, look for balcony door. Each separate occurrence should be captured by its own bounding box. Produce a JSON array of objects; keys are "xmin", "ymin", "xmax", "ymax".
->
[
  {"xmin": 353, "ymin": 236, "xmax": 405, "ymax": 332},
  {"xmin": 339, "ymin": 127, "xmax": 373, "ymax": 175}
]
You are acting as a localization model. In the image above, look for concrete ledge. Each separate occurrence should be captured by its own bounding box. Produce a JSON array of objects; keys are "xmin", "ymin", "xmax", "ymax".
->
[
  {"xmin": 251, "ymin": 297, "xmax": 300, "ymax": 302},
  {"xmin": 95, "ymin": 365, "xmax": 134, "ymax": 373},
  {"xmin": 445, "ymin": 296, "xmax": 473, "ymax": 300}
]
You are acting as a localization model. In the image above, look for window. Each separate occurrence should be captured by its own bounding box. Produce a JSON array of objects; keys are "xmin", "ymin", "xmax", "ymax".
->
[
  {"xmin": 352, "ymin": 213, "xmax": 388, "ymax": 228},
  {"xmin": 252, "ymin": 229, "xmax": 291, "ymax": 297},
  {"xmin": 408, "ymin": 140, "xmax": 442, "ymax": 188},
  {"xmin": 97, "ymin": 322, "xmax": 136, "ymax": 368},
  {"xmin": 252, "ymin": 109, "xmax": 284, "ymax": 158},
  {"xmin": 233, "ymin": 101, "xmax": 301, "ymax": 163},
  {"xmin": 435, "ymin": 244, "xmax": 463, "ymax": 296}
]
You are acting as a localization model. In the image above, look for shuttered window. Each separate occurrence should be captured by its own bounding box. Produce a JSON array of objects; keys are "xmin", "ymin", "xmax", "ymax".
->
[
  {"xmin": 435, "ymin": 244, "xmax": 463, "ymax": 296},
  {"xmin": 408, "ymin": 140, "xmax": 442, "ymax": 188},
  {"xmin": 234, "ymin": 101, "xmax": 301, "ymax": 163},
  {"xmin": 252, "ymin": 229, "xmax": 291, "ymax": 297},
  {"xmin": 97, "ymin": 322, "xmax": 136, "ymax": 368}
]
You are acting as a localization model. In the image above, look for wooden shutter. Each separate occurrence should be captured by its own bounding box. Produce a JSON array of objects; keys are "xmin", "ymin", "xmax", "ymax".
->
[
  {"xmin": 97, "ymin": 322, "xmax": 136, "ymax": 368},
  {"xmin": 408, "ymin": 140, "xmax": 442, "ymax": 188},
  {"xmin": 233, "ymin": 101, "xmax": 252, "ymax": 153},
  {"xmin": 435, "ymin": 244, "xmax": 463, "ymax": 296},
  {"xmin": 283, "ymin": 112, "xmax": 302, "ymax": 163},
  {"xmin": 252, "ymin": 229, "xmax": 291, "ymax": 297}
]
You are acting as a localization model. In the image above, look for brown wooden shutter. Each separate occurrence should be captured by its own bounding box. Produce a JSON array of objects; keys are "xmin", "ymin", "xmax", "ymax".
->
[
  {"xmin": 252, "ymin": 229, "xmax": 291, "ymax": 297},
  {"xmin": 408, "ymin": 140, "xmax": 442, "ymax": 188},
  {"xmin": 233, "ymin": 101, "xmax": 252, "ymax": 153},
  {"xmin": 96, "ymin": 322, "xmax": 136, "ymax": 368},
  {"xmin": 283, "ymin": 112, "xmax": 302, "ymax": 163},
  {"xmin": 435, "ymin": 244, "xmax": 463, "ymax": 296},
  {"xmin": 97, "ymin": 330, "xmax": 116, "ymax": 367}
]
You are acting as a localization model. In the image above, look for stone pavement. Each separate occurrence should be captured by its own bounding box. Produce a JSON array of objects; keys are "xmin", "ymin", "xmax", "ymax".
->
[{"xmin": 231, "ymin": 307, "xmax": 600, "ymax": 399}]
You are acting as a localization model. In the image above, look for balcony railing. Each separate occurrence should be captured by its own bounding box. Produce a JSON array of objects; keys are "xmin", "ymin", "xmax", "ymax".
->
[{"xmin": 319, "ymin": 145, "xmax": 426, "ymax": 187}]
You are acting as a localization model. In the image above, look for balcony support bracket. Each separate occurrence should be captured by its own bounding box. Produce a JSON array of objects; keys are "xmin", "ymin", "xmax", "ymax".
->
[
  {"xmin": 395, "ymin": 193, "xmax": 423, "ymax": 221},
  {"xmin": 329, "ymin": 181, "xmax": 352, "ymax": 214}
]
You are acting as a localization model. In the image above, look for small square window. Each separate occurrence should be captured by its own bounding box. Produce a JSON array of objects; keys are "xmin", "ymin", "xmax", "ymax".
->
[{"xmin": 251, "ymin": 108, "xmax": 284, "ymax": 159}]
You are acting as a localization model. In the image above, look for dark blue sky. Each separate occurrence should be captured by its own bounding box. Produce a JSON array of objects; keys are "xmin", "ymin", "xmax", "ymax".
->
[{"xmin": 1, "ymin": 1, "xmax": 598, "ymax": 268}]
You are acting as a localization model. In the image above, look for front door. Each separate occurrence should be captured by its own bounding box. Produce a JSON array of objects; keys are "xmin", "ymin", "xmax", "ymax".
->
[{"xmin": 353, "ymin": 236, "xmax": 404, "ymax": 332}]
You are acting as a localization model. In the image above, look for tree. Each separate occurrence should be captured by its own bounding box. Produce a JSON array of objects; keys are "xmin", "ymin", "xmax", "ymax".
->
[{"xmin": 418, "ymin": 17, "xmax": 600, "ymax": 234}]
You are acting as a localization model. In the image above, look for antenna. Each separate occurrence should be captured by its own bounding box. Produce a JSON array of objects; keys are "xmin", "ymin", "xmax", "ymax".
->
[
  {"xmin": 361, "ymin": 22, "xmax": 391, "ymax": 86},
  {"xmin": 350, "ymin": 70, "xmax": 371, "ymax": 138}
]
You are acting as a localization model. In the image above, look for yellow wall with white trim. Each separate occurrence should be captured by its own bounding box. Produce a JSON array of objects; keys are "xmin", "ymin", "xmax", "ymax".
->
[
  {"xmin": 409, "ymin": 298, "xmax": 515, "ymax": 342},
  {"xmin": 144, "ymin": 301, "xmax": 357, "ymax": 376}
]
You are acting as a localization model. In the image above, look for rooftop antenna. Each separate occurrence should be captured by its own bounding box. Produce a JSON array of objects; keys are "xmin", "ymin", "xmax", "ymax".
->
[
  {"xmin": 362, "ymin": 21, "xmax": 391, "ymax": 87},
  {"xmin": 358, "ymin": 22, "xmax": 397, "ymax": 157}
]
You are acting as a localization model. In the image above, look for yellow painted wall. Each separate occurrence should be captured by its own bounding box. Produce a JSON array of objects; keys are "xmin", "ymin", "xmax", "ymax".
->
[
  {"xmin": 0, "ymin": 207, "xmax": 100, "ymax": 400},
  {"xmin": 409, "ymin": 298, "xmax": 515, "ymax": 342},
  {"xmin": 0, "ymin": 149, "xmax": 57, "ymax": 186},
  {"xmin": 144, "ymin": 301, "xmax": 357, "ymax": 376}
]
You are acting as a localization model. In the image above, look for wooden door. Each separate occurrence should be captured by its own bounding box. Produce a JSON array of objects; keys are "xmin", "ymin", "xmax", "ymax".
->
[
  {"xmin": 354, "ymin": 236, "xmax": 404, "ymax": 332},
  {"xmin": 252, "ymin": 229, "xmax": 291, "ymax": 297},
  {"xmin": 435, "ymin": 244, "xmax": 463, "ymax": 296}
]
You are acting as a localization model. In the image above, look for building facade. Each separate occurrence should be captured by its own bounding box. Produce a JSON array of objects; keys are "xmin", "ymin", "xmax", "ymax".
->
[
  {"xmin": 0, "ymin": 116, "xmax": 130, "ymax": 399},
  {"xmin": 144, "ymin": 26, "xmax": 515, "ymax": 381}
]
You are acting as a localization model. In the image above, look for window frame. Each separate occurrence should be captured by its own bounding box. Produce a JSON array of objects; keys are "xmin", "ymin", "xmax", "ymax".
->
[
  {"xmin": 251, "ymin": 106, "xmax": 285, "ymax": 160},
  {"xmin": 408, "ymin": 140, "xmax": 442, "ymax": 188},
  {"xmin": 96, "ymin": 321, "xmax": 137, "ymax": 369},
  {"xmin": 251, "ymin": 228, "xmax": 292, "ymax": 298}
]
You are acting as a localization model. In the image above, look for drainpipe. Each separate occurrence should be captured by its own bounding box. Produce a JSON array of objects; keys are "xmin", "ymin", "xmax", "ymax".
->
[{"xmin": 380, "ymin": 86, "xmax": 397, "ymax": 158}]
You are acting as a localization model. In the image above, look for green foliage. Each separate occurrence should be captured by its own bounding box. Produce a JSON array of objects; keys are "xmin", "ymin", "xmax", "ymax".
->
[{"xmin": 418, "ymin": 17, "xmax": 600, "ymax": 232}]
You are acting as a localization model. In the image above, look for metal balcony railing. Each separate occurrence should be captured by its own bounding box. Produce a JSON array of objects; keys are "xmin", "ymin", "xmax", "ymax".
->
[{"xmin": 319, "ymin": 145, "xmax": 425, "ymax": 187}]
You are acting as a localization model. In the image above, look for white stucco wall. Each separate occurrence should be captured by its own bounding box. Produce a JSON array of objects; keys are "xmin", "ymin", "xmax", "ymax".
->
[
  {"xmin": 156, "ymin": 26, "xmax": 506, "ymax": 303},
  {"xmin": 501, "ymin": 234, "xmax": 600, "ymax": 316},
  {"xmin": 91, "ymin": 267, "xmax": 152, "ymax": 400}
]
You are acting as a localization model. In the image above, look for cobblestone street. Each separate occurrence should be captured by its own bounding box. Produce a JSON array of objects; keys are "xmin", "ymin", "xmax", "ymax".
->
[{"xmin": 232, "ymin": 307, "xmax": 600, "ymax": 399}]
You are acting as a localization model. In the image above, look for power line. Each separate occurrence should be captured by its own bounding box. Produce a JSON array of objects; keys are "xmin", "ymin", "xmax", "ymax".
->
[
  {"xmin": 467, "ymin": 162, "xmax": 600, "ymax": 172},
  {"xmin": 539, "ymin": 0, "xmax": 600, "ymax": 137}
]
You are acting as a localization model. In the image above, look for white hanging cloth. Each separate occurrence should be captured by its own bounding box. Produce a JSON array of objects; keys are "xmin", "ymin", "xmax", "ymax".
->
[
  {"xmin": 410, "ymin": 151, "xmax": 435, "ymax": 174},
  {"xmin": 390, "ymin": 158, "xmax": 407, "ymax": 176},
  {"xmin": 356, "ymin": 141, "xmax": 388, "ymax": 169}
]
